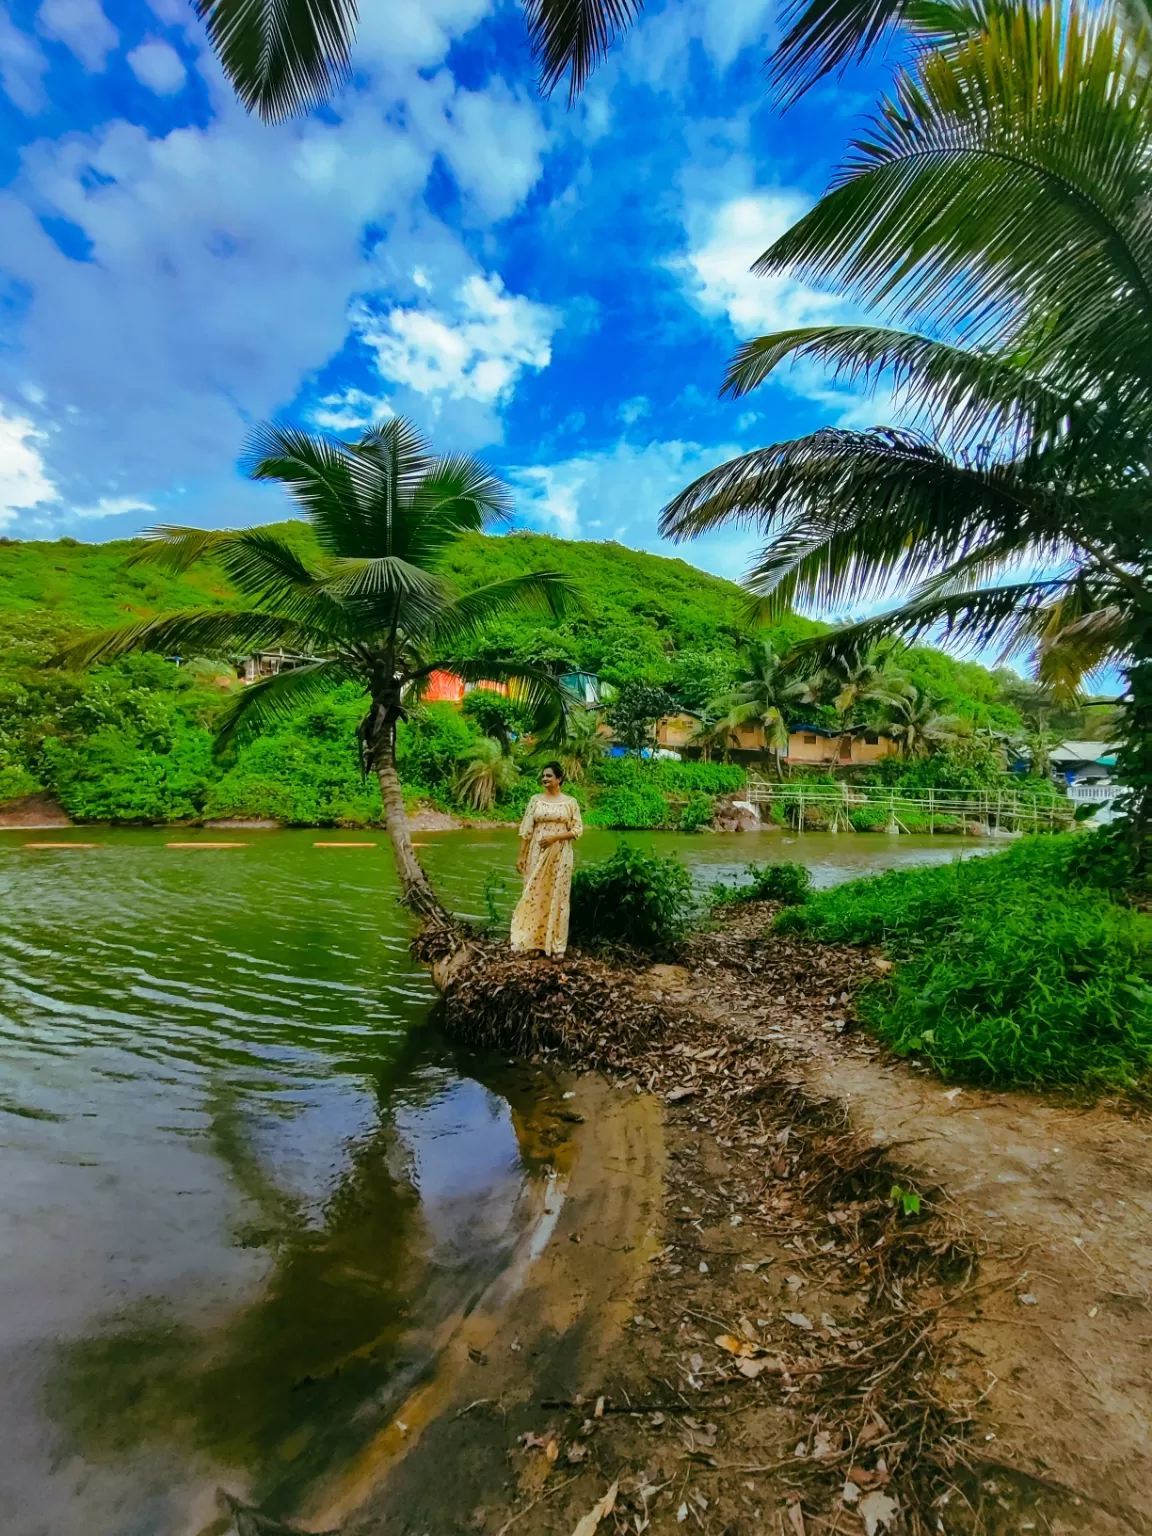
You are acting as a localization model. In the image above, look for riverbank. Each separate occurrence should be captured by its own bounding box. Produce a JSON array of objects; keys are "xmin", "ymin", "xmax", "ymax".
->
[{"xmin": 345, "ymin": 902, "xmax": 1151, "ymax": 1536}]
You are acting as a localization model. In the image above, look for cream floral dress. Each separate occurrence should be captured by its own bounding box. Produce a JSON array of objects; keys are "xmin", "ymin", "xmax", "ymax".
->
[{"xmin": 510, "ymin": 792, "xmax": 583, "ymax": 957}]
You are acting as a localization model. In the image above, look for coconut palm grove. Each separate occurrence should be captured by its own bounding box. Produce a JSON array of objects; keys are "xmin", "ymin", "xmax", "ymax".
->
[{"xmin": 0, "ymin": 0, "xmax": 1148, "ymax": 1532}]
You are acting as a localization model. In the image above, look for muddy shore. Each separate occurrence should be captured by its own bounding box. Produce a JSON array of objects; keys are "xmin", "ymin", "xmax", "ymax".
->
[{"xmin": 262, "ymin": 903, "xmax": 1152, "ymax": 1536}]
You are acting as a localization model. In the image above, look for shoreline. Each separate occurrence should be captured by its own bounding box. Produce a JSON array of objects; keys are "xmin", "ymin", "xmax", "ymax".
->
[{"xmin": 363, "ymin": 904, "xmax": 1151, "ymax": 1536}]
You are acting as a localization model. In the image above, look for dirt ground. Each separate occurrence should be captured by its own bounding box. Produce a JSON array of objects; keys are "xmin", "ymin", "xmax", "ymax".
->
[{"xmin": 250, "ymin": 903, "xmax": 1151, "ymax": 1536}]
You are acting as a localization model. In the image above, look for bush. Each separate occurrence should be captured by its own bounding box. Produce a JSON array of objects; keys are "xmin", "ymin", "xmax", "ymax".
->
[
  {"xmin": 594, "ymin": 757, "xmax": 746, "ymax": 794},
  {"xmin": 713, "ymin": 860, "xmax": 812, "ymax": 906},
  {"xmin": 570, "ymin": 843, "xmax": 694, "ymax": 951},
  {"xmin": 679, "ymin": 791, "xmax": 715, "ymax": 832},
  {"xmin": 777, "ymin": 836, "xmax": 1152, "ymax": 1091},
  {"xmin": 585, "ymin": 784, "xmax": 668, "ymax": 829}
]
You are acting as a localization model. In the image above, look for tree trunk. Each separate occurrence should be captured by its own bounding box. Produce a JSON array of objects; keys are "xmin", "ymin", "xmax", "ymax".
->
[
  {"xmin": 374, "ymin": 732, "xmax": 455, "ymax": 934},
  {"xmin": 1116, "ymin": 598, "xmax": 1152, "ymax": 874}
]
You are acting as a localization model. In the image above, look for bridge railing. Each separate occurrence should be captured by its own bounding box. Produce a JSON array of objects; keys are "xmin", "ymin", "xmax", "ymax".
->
[{"xmin": 742, "ymin": 776, "xmax": 1075, "ymax": 833}]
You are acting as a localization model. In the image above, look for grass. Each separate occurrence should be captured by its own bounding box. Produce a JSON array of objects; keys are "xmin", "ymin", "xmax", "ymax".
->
[{"xmin": 776, "ymin": 835, "xmax": 1152, "ymax": 1091}]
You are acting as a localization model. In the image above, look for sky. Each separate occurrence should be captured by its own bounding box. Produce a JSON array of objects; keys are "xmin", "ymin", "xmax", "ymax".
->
[{"xmin": 0, "ymin": 0, "xmax": 897, "ymax": 591}]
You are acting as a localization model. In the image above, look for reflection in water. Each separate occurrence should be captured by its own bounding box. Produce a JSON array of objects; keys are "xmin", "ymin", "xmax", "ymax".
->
[{"xmin": 0, "ymin": 827, "xmax": 985, "ymax": 1534}]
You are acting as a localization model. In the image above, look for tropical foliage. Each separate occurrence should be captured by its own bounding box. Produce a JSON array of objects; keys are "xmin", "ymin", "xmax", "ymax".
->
[
  {"xmin": 569, "ymin": 842, "xmax": 695, "ymax": 951},
  {"xmin": 50, "ymin": 418, "xmax": 577, "ymax": 924},
  {"xmin": 702, "ymin": 639, "xmax": 796, "ymax": 776},
  {"xmin": 777, "ymin": 835, "xmax": 1152, "ymax": 1090},
  {"xmin": 662, "ymin": 0, "xmax": 1150, "ymax": 859}
]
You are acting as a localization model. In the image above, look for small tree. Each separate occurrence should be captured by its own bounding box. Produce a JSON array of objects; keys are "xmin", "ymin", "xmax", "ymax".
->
[
  {"xmin": 606, "ymin": 682, "xmax": 673, "ymax": 756},
  {"xmin": 705, "ymin": 638, "xmax": 798, "ymax": 779}
]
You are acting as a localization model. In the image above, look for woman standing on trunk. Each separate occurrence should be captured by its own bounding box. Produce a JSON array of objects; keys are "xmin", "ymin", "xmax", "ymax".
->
[{"xmin": 510, "ymin": 762, "xmax": 583, "ymax": 958}]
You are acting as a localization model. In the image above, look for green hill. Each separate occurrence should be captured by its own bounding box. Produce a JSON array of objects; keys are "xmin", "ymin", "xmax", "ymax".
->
[{"xmin": 0, "ymin": 525, "xmax": 1053, "ymax": 826}]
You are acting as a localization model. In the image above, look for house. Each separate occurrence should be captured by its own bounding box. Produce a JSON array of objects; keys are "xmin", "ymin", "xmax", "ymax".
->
[
  {"xmin": 786, "ymin": 725, "xmax": 899, "ymax": 766},
  {"xmin": 239, "ymin": 648, "xmax": 323, "ymax": 682},
  {"xmin": 421, "ymin": 672, "xmax": 509, "ymax": 703},
  {"xmin": 652, "ymin": 714, "xmax": 899, "ymax": 765},
  {"xmin": 1049, "ymin": 741, "xmax": 1117, "ymax": 785},
  {"xmin": 559, "ymin": 670, "xmax": 602, "ymax": 706}
]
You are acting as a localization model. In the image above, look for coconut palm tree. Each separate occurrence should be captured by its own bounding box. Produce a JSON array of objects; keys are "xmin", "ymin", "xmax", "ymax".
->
[
  {"xmin": 705, "ymin": 638, "xmax": 798, "ymax": 778},
  {"xmin": 790, "ymin": 639, "xmax": 902, "ymax": 759},
  {"xmin": 53, "ymin": 418, "xmax": 578, "ymax": 929},
  {"xmin": 661, "ymin": 0, "xmax": 1152, "ymax": 856},
  {"xmin": 881, "ymin": 683, "xmax": 963, "ymax": 759}
]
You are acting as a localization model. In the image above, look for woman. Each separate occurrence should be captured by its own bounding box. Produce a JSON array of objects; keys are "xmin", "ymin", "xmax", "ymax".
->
[{"xmin": 510, "ymin": 762, "xmax": 583, "ymax": 958}]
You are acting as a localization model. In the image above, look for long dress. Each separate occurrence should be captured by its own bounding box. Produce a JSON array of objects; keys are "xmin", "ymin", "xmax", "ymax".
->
[{"xmin": 509, "ymin": 792, "xmax": 583, "ymax": 957}]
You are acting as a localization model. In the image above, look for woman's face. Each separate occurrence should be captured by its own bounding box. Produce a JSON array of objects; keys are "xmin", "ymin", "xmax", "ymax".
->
[{"xmin": 540, "ymin": 766, "xmax": 561, "ymax": 792}]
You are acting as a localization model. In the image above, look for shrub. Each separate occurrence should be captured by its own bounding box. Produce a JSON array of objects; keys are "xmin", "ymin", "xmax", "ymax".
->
[
  {"xmin": 570, "ymin": 843, "xmax": 694, "ymax": 951},
  {"xmin": 713, "ymin": 860, "xmax": 812, "ymax": 906},
  {"xmin": 397, "ymin": 702, "xmax": 479, "ymax": 788},
  {"xmin": 593, "ymin": 757, "xmax": 745, "ymax": 794},
  {"xmin": 585, "ymin": 784, "xmax": 668, "ymax": 829},
  {"xmin": 778, "ymin": 836, "xmax": 1152, "ymax": 1091},
  {"xmin": 679, "ymin": 791, "xmax": 714, "ymax": 832}
]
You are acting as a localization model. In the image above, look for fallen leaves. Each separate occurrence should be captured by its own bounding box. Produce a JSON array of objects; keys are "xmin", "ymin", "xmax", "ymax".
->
[{"xmin": 568, "ymin": 1481, "xmax": 618, "ymax": 1536}]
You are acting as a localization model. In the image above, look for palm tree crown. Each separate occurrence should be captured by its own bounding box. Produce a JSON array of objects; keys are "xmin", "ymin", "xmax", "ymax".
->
[
  {"xmin": 55, "ymin": 417, "xmax": 579, "ymax": 925},
  {"xmin": 662, "ymin": 0, "xmax": 1151, "ymax": 851}
]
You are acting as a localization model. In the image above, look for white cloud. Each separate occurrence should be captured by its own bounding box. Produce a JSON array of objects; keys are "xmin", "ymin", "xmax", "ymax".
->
[
  {"xmin": 310, "ymin": 388, "xmax": 395, "ymax": 433},
  {"xmin": 37, "ymin": 0, "xmax": 118, "ymax": 71},
  {"xmin": 127, "ymin": 39, "xmax": 187, "ymax": 94},
  {"xmin": 0, "ymin": 405, "xmax": 57, "ymax": 526},
  {"xmin": 357, "ymin": 273, "xmax": 558, "ymax": 405},
  {"xmin": 0, "ymin": 3, "xmax": 555, "ymax": 534},
  {"xmin": 70, "ymin": 494, "xmax": 155, "ymax": 520},
  {"xmin": 680, "ymin": 190, "xmax": 842, "ymax": 336},
  {"xmin": 0, "ymin": 10, "xmax": 47, "ymax": 113},
  {"xmin": 618, "ymin": 395, "xmax": 649, "ymax": 425},
  {"xmin": 509, "ymin": 437, "xmax": 757, "ymax": 580}
]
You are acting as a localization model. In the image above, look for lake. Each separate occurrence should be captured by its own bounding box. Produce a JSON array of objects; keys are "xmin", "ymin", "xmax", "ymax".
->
[{"xmin": 0, "ymin": 826, "xmax": 990, "ymax": 1534}]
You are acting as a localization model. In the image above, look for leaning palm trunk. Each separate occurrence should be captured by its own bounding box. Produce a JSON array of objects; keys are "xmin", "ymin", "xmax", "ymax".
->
[{"xmin": 375, "ymin": 739, "xmax": 453, "ymax": 930}]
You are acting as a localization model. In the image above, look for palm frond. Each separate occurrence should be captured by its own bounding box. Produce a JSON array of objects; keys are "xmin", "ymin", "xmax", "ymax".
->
[
  {"xmin": 49, "ymin": 609, "xmax": 314, "ymax": 671},
  {"xmin": 214, "ymin": 659, "xmax": 352, "ymax": 751},
  {"xmin": 425, "ymin": 572, "xmax": 584, "ymax": 648},
  {"xmin": 244, "ymin": 422, "xmax": 382, "ymax": 558},
  {"xmin": 762, "ymin": 4, "xmax": 1152, "ymax": 393},
  {"xmin": 722, "ymin": 324, "xmax": 1075, "ymax": 450},
  {"xmin": 1037, "ymin": 603, "xmax": 1130, "ymax": 699},
  {"xmin": 524, "ymin": 0, "xmax": 644, "ymax": 102},
  {"xmin": 662, "ymin": 427, "xmax": 1066, "ymax": 621},
  {"xmin": 768, "ymin": 0, "xmax": 912, "ymax": 104},
  {"xmin": 124, "ymin": 525, "xmax": 235, "ymax": 573},
  {"xmin": 317, "ymin": 556, "xmax": 447, "ymax": 633},
  {"xmin": 193, "ymin": 0, "xmax": 357, "ymax": 123}
]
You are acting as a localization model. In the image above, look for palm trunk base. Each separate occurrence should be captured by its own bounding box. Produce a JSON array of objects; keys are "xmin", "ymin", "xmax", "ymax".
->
[{"xmin": 374, "ymin": 752, "xmax": 460, "ymax": 942}]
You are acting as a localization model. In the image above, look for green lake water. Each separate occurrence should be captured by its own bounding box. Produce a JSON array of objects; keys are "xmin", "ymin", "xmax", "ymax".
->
[{"xmin": 0, "ymin": 825, "xmax": 991, "ymax": 1534}]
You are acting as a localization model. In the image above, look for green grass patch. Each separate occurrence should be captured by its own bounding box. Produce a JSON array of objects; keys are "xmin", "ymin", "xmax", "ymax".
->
[{"xmin": 776, "ymin": 836, "xmax": 1152, "ymax": 1091}]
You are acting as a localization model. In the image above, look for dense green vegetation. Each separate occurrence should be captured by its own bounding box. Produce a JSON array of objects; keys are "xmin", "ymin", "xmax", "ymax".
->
[
  {"xmin": 777, "ymin": 837, "xmax": 1152, "ymax": 1091},
  {"xmin": 0, "ymin": 528, "xmax": 1111, "ymax": 827}
]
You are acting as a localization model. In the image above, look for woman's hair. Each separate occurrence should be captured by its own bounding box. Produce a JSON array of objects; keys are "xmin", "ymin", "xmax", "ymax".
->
[{"xmin": 540, "ymin": 760, "xmax": 565, "ymax": 782}]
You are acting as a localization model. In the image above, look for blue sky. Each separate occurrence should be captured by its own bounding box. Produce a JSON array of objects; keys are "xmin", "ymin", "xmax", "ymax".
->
[{"xmin": 0, "ymin": 0, "xmax": 896, "ymax": 589}]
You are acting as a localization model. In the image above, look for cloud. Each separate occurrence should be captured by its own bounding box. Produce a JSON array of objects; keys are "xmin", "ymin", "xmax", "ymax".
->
[
  {"xmin": 356, "ymin": 273, "xmax": 558, "ymax": 406},
  {"xmin": 310, "ymin": 388, "xmax": 395, "ymax": 433},
  {"xmin": 127, "ymin": 39, "xmax": 187, "ymax": 94},
  {"xmin": 0, "ymin": 10, "xmax": 47, "ymax": 113},
  {"xmin": 0, "ymin": 405, "xmax": 57, "ymax": 526},
  {"xmin": 0, "ymin": 4, "xmax": 555, "ymax": 534},
  {"xmin": 509, "ymin": 437, "xmax": 758, "ymax": 580},
  {"xmin": 618, "ymin": 396, "xmax": 649, "ymax": 425},
  {"xmin": 37, "ymin": 0, "xmax": 118, "ymax": 71},
  {"xmin": 679, "ymin": 190, "xmax": 842, "ymax": 336}
]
